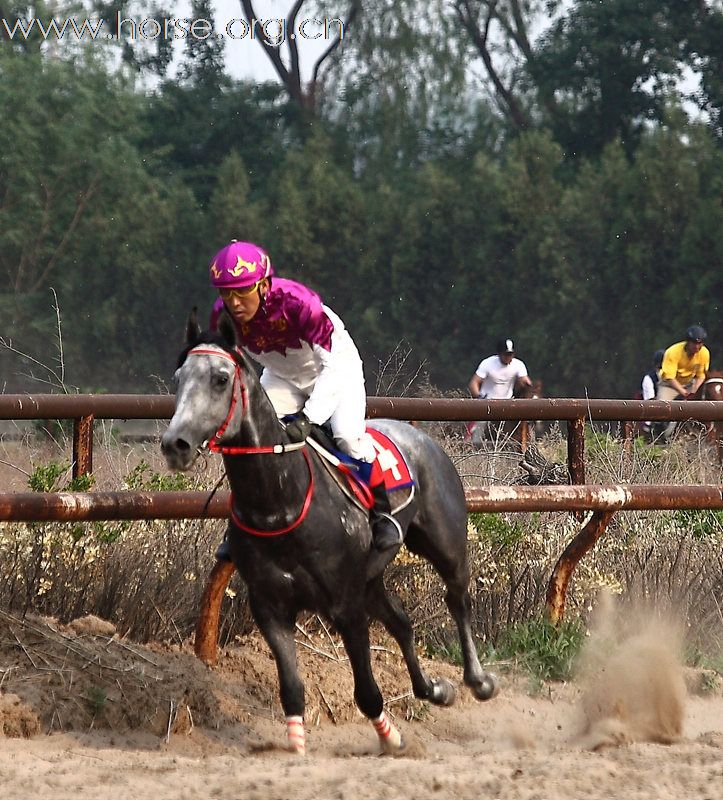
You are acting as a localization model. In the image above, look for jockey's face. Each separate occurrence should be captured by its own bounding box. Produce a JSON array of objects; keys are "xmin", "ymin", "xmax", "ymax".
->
[
  {"xmin": 498, "ymin": 352, "xmax": 514, "ymax": 365},
  {"xmin": 220, "ymin": 279, "xmax": 269, "ymax": 323},
  {"xmin": 685, "ymin": 340, "xmax": 704, "ymax": 356}
]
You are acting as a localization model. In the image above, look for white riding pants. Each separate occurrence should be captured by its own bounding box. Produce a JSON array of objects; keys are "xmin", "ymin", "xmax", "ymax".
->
[{"xmin": 260, "ymin": 369, "xmax": 376, "ymax": 463}]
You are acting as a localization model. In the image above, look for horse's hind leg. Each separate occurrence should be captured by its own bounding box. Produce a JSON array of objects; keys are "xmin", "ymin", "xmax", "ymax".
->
[
  {"xmin": 249, "ymin": 598, "xmax": 306, "ymax": 754},
  {"xmin": 406, "ymin": 524, "xmax": 498, "ymax": 702},
  {"xmin": 443, "ymin": 571, "xmax": 498, "ymax": 700},
  {"xmin": 366, "ymin": 576, "xmax": 456, "ymax": 706}
]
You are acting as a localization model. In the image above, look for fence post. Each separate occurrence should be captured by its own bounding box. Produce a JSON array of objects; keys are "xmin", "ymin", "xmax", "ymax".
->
[
  {"xmin": 195, "ymin": 560, "xmax": 236, "ymax": 665},
  {"xmin": 72, "ymin": 415, "xmax": 94, "ymax": 479},
  {"xmin": 567, "ymin": 416, "xmax": 586, "ymax": 522},
  {"xmin": 567, "ymin": 417, "xmax": 586, "ymax": 484},
  {"xmin": 546, "ymin": 510, "xmax": 615, "ymax": 623}
]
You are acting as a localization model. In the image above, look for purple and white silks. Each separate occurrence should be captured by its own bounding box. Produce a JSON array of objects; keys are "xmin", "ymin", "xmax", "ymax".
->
[{"xmin": 210, "ymin": 278, "xmax": 375, "ymax": 462}]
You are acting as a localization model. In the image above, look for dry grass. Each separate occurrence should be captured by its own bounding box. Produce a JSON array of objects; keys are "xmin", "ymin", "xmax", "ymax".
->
[{"xmin": 0, "ymin": 421, "xmax": 721, "ymax": 663}]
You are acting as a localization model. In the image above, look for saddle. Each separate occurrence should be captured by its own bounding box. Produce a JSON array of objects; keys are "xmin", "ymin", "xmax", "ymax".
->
[{"xmin": 307, "ymin": 423, "xmax": 415, "ymax": 515}]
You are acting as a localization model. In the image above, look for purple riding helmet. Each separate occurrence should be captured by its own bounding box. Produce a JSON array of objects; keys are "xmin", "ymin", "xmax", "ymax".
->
[{"xmin": 209, "ymin": 241, "xmax": 274, "ymax": 289}]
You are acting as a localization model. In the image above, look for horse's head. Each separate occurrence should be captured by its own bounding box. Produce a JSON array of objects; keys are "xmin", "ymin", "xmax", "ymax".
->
[
  {"xmin": 690, "ymin": 372, "xmax": 723, "ymax": 401},
  {"xmin": 161, "ymin": 310, "xmax": 248, "ymax": 470},
  {"xmin": 514, "ymin": 378, "xmax": 543, "ymax": 400}
]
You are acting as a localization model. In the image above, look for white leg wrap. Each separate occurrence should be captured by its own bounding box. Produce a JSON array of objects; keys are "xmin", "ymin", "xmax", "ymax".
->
[
  {"xmin": 286, "ymin": 715, "xmax": 306, "ymax": 755},
  {"xmin": 372, "ymin": 711, "xmax": 403, "ymax": 753}
]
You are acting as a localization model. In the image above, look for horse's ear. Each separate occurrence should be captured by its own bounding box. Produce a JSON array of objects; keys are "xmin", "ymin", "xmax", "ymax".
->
[
  {"xmin": 217, "ymin": 307, "xmax": 238, "ymax": 348},
  {"xmin": 185, "ymin": 308, "xmax": 202, "ymax": 347}
]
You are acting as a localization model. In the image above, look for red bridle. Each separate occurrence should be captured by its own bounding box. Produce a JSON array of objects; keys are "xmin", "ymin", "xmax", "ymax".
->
[{"xmin": 186, "ymin": 346, "xmax": 314, "ymax": 536}]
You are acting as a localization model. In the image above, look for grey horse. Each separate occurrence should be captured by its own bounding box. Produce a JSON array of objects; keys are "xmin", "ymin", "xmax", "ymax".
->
[{"xmin": 161, "ymin": 312, "xmax": 498, "ymax": 755}]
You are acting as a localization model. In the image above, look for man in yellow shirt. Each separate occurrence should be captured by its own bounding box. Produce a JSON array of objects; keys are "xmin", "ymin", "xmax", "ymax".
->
[{"xmin": 656, "ymin": 325, "xmax": 710, "ymax": 401}]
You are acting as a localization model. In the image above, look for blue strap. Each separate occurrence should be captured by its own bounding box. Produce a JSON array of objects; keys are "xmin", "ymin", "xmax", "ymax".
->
[
  {"xmin": 334, "ymin": 450, "xmax": 373, "ymax": 485},
  {"xmin": 282, "ymin": 414, "xmax": 373, "ymax": 485}
]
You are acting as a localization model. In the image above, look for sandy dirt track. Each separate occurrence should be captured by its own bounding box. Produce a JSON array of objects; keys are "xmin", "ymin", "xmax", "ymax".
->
[
  {"xmin": 1, "ymin": 611, "xmax": 721, "ymax": 800},
  {"xmin": 0, "ymin": 685, "xmax": 721, "ymax": 800}
]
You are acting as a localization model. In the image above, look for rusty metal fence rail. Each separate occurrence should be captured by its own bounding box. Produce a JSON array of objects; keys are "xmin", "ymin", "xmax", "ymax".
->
[
  {"xmin": 2, "ymin": 484, "xmax": 720, "ymax": 523},
  {"xmin": 2, "ymin": 393, "xmax": 722, "ymax": 483},
  {"xmin": 1, "ymin": 393, "xmax": 722, "ymax": 652}
]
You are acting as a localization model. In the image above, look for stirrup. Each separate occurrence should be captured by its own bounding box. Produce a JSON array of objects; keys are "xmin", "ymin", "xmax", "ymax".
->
[{"xmin": 372, "ymin": 512, "xmax": 403, "ymax": 551}]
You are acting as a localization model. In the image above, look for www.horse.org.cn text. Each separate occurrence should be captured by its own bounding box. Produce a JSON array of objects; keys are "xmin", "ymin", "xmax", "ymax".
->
[{"xmin": 1, "ymin": 15, "xmax": 346, "ymax": 45}]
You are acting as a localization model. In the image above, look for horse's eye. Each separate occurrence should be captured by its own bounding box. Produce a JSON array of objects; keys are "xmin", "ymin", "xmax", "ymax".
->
[{"xmin": 213, "ymin": 373, "xmax": 229, "ymax": 389}]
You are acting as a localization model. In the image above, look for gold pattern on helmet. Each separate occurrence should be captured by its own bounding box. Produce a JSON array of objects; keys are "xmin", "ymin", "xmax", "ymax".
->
[{"xmin": 228, "ymin": 256, "xmax": 258, "ymax": 277}]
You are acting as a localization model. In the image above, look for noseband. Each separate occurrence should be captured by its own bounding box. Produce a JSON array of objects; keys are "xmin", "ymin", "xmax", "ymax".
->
[{"xmin": 186, "ymin": 345, "xmax": 314, "ymax": 536}]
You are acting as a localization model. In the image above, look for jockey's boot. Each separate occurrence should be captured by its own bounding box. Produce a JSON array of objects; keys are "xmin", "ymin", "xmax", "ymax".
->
[
  {"xmin": 215, "ymin": 534, "xmax": 233, "ymax": 562},
  {"xmin": 370, "ymin": 482, "xmax": 403, "ymax": 551}
]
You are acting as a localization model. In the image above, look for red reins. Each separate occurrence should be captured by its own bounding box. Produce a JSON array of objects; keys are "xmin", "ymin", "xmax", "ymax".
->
[{"xmin": 187, "ymin": 346, "xmax": 315, "ymax": 536}]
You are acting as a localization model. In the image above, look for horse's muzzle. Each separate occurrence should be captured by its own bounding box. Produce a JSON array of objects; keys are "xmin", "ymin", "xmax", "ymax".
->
[{"xmin": 160, "ymin": 431, "xmax": 196, "ymax": 471}]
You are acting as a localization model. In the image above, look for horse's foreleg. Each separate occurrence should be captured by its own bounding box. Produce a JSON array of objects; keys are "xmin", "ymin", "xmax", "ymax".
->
[
  {"xmin": 366, "ymin": 578, "xmax": 455, "ymax": 706},
  {"xmin": 334, "ymin": 613, "xmax": 405, "ymax": 754},
  {"xmin": 250, "ymin": 601, "xmax": 306, "ymax": 754}
]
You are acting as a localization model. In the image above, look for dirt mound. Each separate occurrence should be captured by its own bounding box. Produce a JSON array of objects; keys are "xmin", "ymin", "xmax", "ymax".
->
[{"xmin": 0, "ymin": 610, "xmax": 463, "ymax": 739}]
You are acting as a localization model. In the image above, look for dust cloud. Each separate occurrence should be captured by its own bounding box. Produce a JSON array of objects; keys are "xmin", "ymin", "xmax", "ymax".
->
[{"xmin": 575, "ymin": 592, "xmax": 687, "ymax": 750}]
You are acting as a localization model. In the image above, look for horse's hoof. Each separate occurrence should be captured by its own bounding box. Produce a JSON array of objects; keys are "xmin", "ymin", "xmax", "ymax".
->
[
  {"xmin": 430, "ymin": 678, "xmax": 456, "ymax": 706},
  {"xmin": 380, "ymin": 736, "xmax": 406, "ymax": 756},
  {"xmin": 471, "ymin": 672, "xmax": 500, "ymax": 701}
]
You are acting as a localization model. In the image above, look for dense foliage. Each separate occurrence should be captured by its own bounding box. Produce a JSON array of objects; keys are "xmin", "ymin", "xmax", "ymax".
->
[{"xmin": 1, "ymin": 1, "xmax": 721, "ymax": 397}]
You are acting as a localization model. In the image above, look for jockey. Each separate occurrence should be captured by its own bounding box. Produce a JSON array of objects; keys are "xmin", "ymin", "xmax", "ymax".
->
[
  {"xmin": 208, "ymin": 240, "xmax": 403, "ymax": 552},
  {"xmin": 469, "ymin": 338, "xmax": 532, "ymax": 400},
  {"xmin": 656, "ymin": 325, "xmax": 710, "ymax": 441},
  {"xmin": 467, "ymin": 338, "xmax": 533, "ymax": 445},
  {"xmin": 641, "ymin": 349, "xmax": 665, "ymax": 402},
  {"xmin": 640, "ymin": 349, "xmax": 664, "ymax": 436},
  {"xmin": 656, "ymin": 326, "xmax": 710, "ymax": 401}
]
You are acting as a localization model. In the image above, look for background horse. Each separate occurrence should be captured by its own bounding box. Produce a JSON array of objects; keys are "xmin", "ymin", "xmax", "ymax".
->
[
  {"xmin": 695, "ymin": 371, "xmax": 723, "ymax": 463},
  {"xmin": 161, "ymin": 313, "xmax": 498, "ymax": 756},
  {"xmin": 638, "ymin": 372, "xmax": 723, "ymax": 460}
]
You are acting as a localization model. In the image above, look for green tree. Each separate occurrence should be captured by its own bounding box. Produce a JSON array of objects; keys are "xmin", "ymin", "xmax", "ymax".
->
[
  {"xmin": 533, "ymin": 1, "xmax": 692, "ymax": 156},
  {"xmin": 260, "ymin": 132, "xmax": 367, "ymax": 313},
  {"xmin": 141, "ymin": 80, "xmax": 289, "ymax": 204},
  {"xmin": 0, "ymin": 46, "xmax": 206, "ymax": 390},
  {"xmin": 207, "ymin": 151, "xmax": 262, "ymax": 243},
  {"xmin": 454, "ymin": 1, "xmax": 722, "ymax": 158}
]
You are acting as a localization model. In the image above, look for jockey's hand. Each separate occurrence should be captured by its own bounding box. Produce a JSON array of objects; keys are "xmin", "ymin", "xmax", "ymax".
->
[{"xmin": 285, "ymin": 412, "xmax": 312, "ymax": 442}]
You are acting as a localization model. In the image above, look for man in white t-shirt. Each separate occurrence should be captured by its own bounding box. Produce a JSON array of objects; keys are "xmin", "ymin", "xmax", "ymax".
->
[
  {"xmin": 468, "ymin": 338, "xmax": 532, "ymax": 444},
  {"xmin": 469, "ymin": 338, "xmax": 532, "ymax": 399}
]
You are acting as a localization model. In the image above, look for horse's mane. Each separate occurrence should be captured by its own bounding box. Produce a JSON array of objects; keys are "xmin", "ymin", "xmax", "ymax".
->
[{"xmin": 514, "ymin": 378, "xmax": 542, "ymax": 399}]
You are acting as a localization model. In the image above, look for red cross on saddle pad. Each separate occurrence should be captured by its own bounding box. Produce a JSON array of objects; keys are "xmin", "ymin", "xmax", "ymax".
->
[{"xmin": 366, "ymin": 427, "xmax": 414, "ymax": 491}]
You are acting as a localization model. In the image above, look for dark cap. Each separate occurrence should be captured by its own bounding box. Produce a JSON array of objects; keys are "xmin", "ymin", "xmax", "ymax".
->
[
  {"xmin": 685, "ymin": 325, "xmax": 707, "ymax": 343},
  {"xmin": 496, "ymin": 338, "xmax": 515, "ymax": 354}
]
